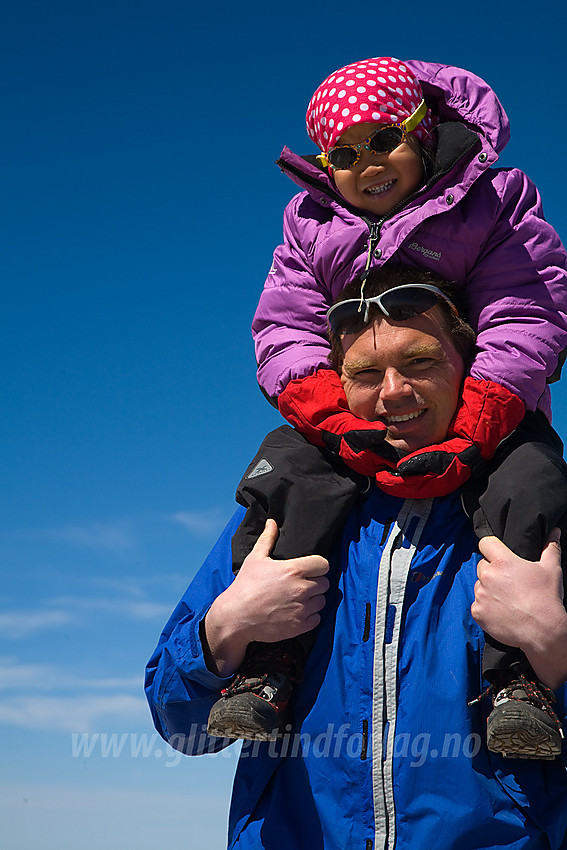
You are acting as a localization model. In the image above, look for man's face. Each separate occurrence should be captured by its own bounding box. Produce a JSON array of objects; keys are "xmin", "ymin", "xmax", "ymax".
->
[{"xmin": 340, "ymin": 307, "xmax": 464, "ymax": 455}]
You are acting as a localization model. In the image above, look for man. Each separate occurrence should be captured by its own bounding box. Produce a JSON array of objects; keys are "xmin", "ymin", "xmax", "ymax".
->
[{"xmin": 146, "ymin": 268, "xmax": 567, "ymax": 849}]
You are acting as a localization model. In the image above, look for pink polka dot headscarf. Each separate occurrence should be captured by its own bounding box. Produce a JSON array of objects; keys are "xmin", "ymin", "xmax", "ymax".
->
[{"xmin": 306, "ymin": 57, "xmax": 437, "ymax": 153}]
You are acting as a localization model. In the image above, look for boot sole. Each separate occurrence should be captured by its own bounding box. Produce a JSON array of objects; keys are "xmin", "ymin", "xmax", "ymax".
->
[
  {"xmin": 207, "ymin": 693, "xmax": 282, "ymax": 741},
  {"xmin": 487, "ymin": 702, "xmax": 562, "ymax": 759}
]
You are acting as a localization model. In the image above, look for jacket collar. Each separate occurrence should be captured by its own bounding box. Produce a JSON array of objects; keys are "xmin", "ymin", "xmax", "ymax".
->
[{"xmin": 276, "ymin": 122, "xmax": 484, "ymax": 219}]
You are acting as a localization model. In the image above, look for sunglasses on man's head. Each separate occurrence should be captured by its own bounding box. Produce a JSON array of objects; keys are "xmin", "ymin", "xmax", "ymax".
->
[
  {"xmin": 325, "ymin": 125, "xmax": 408, "ymax": 171},
  {"xmin": 327, "ymin": 283, "xmax": 459, "ymax": 337}
]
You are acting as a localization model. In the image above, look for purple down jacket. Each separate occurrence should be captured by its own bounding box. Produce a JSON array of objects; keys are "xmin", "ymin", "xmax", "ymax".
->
[{"xmin": 252, "ymin": 60, "xmax": 567, "ymax": 417}]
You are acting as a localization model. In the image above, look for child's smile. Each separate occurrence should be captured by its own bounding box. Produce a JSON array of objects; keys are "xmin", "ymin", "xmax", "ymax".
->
[
  {"xmin": 332, "ymin": 122, "xmax": 424, "ymax": 215},
  {"xmin": 364, "ymin": 178, "xmax": 397, "ymax": 197}
]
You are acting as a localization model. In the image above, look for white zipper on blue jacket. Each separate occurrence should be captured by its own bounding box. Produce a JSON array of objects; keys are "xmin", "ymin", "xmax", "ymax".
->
[{"xmin": 372, "ymin": 498, "xmax": 433, "ymax": 850}]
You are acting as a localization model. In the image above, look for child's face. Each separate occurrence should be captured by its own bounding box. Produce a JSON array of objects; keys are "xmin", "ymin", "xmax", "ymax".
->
[{"xmin": 330, "ymin": 122, "xmax": 424, "ymax": 215}]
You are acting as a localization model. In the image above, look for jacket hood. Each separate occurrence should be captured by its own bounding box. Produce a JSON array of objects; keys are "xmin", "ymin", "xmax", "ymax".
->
[
  {"xmin": 403, "ymin": 60, "xmax": 510, "ymax": 154},
  {"xmin": 278, "ymin": 60, "xmax": 508, "ymax": 208}
]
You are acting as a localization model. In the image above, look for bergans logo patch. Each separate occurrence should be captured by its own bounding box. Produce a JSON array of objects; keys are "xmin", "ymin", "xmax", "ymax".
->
[
  {"xmin": 247, "ymin": 458, "xmax": 274, "ymax": 479},
  {"xmin": 408, "ymin": 242, "xmax": 442, "ymax": 261}
]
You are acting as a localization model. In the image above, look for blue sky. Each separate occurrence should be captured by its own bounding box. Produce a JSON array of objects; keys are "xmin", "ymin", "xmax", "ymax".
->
[{"xmin": 2, "ymin": 1, "xmax": 567, "ymax": 847}]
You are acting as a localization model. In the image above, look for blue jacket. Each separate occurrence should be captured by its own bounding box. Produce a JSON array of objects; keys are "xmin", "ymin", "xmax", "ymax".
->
[{"xmin": 145, "ymin": 489, "xmax": 567, "ymax": 849}]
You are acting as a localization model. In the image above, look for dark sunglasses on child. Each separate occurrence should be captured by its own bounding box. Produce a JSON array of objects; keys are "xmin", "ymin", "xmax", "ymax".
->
[
  {"xmin": 317, "ymin": 98, "xmax": 429, "ymax": 171},
  {"xmin": 325, "ymin": 124, "xmax": 409, "ymax": 170},
  {"xmin": 327, "ymin": 283, "xmax": 459, "ymax": 337}
]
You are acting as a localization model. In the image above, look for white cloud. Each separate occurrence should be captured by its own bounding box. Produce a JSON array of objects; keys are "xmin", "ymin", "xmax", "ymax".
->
[
  {"xmin": 0, "ymin": 657, "xmax": 56, "ymax": 690},
  {"xmin": 170, "ymin": 507, "xmax": 229, "ymax": 537},
  {"xmin": 0, "ymin": 657, "xmax": 141, "ymax": 693},
  {"xmin": 0, "ymin": 609, "xmax": 75, "ymax": 638},
  {"xmin": 47, "ymin": 594, "xmax": 173, "ymax": 621},
  {"xmin": 5, "ymin": 517, "xmax": 138, "ymax": 554},
  {"xmin": 0, "ymin": 581, "xmax": 174, "ymax": 643},
  {"xmin": 0, "ymin": 657, "xmax": 148, "ymax": 731},
  {"xmin": 82, "ymin": 675, "xmax": 142, "ymax": 690},
  {"xmin": 45, "ymin": 521, "xmax": 135, "ymax": 552},
  {"xmin": 124, "ymin": 600, "xmax": 174, "ymax": 620},
  {"xmin": 87, "ymin": 571, "xmax": 189, "ymax": 596},
  {"xmin": 7, "ymin": 505, "xmax": 230, "ymax": 553},
  {"xmin": 0, "ymin": 693, "xmax": 149, "ymax": 733}
]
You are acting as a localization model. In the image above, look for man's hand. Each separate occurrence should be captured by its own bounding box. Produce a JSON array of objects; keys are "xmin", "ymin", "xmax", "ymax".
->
[
  {"xmin": 204, "ymin": 519, "xmax": 329, "ymax": 677},
  {"xmin": 471, "ymin": 531, "xmax": 567, "ymax": 690}
]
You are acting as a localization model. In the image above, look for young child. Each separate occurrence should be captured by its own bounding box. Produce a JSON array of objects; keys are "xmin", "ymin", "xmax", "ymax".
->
[{"xmin": 207, "ymin": 57, "xmax": 567, "ymax": 758}]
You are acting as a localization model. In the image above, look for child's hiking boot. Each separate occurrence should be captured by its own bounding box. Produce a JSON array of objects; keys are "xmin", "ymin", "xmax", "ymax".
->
[
  {"xmin": 207, "ymin": 640, "xmax": 304, "ymax": 741},
  {"xmin": 485, "ymin": 671, "xmax": 564, "ymax": 759}
]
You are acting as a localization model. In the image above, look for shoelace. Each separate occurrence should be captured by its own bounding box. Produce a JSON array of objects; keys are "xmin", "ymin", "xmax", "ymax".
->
[
  {"xmin": 469, "ymin": 673, "xmax": 564, "ymax": 735},
  {"xmin": 221, "ymin": 643, "xmax": 305, "ymax": 699},
  {"xmin": 222, "ymin": 671, "xmax": 272, "ymax": 699}
]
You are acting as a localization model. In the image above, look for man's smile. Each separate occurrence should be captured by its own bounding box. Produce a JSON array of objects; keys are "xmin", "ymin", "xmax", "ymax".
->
[
  {"xmin": 340, "ymin": 311, "xmax": 465, "ymax": 454},
  {"xmin": 383, "ymin": 409, "xmax": 426, "ymax": 424}
]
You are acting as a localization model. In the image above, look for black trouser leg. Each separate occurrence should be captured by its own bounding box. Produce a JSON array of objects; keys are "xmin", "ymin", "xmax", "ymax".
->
[
  {"xmin": 462, "ymin": 413, "xmax": 567, "ymax": 683},
  {"xmin": 231, "ymin": 425, "xmax": 367, "ymax": 660}
]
